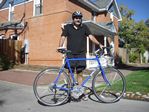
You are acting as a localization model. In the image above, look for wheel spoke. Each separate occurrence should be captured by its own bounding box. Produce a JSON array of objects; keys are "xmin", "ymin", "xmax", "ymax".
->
[
  {"xmin": 33, "ymin": 68, "xmax": 70, "ymax": 106},
  {"xmin": 92, "ymin": 67, "xmax": 126, "ymax": 103}
]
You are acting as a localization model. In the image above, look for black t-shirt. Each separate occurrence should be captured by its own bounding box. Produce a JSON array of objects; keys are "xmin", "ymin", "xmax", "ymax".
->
[{"xmin": 61, "ymin": 24, "xmax": 91, "ymax": 54}]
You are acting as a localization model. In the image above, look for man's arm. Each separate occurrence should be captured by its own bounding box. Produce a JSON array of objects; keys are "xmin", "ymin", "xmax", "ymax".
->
[
  {"xmin": 88, "ymin": 35, "xmax": 103, "ymax": 48},
  {"xmin": 59, "ymin": 36, "xmax": 66, "ymax": 47}
]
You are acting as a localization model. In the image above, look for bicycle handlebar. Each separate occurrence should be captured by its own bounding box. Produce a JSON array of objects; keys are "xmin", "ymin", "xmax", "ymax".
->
[
  {"xmin": 57, "ymin": 46, "xmax": 112, "ymax": 55},
  {"xmin": 94, "ymin": 46, "xmax": 112, "ymax": 56}
]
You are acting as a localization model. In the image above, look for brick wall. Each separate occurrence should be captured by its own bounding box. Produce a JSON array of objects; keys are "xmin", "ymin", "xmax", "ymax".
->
[
  {"xmin": 25, "ymin": 0, "xmax": 97, "ymax": 66},
  {"xmin": 0, "ymin": 0, "xmax": 119, "ymax": 66}
]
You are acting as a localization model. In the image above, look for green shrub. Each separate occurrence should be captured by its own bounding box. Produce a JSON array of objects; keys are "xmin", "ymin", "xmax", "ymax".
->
[
  {"xmin": 129, "ymin": 52, "xmax": 138, "ymax": 63},
  {"xmin": 0, "ymin": 54, "xmax": 14, "ymax": 70}
]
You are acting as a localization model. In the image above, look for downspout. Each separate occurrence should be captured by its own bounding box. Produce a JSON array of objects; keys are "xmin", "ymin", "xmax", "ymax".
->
[{"xmin": 8, "ymin": 0, "xmax": 14, "ymax": 21}]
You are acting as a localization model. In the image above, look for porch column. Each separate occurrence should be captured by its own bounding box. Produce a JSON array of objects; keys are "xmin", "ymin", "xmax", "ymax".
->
[
  {"xmin": 107, "ymin": 37, "xmax": 115, "ymax": 66},
  {"xmin": 110, "ymin": 37, "xmax": 115, "ymax": 66},
  {"xmin": 104, "ymin": 36, "xmax": 107, "ymax": 54},
  {"xmin": 86, "ymin": 36, "xmax": 90, "ymax": 68}
]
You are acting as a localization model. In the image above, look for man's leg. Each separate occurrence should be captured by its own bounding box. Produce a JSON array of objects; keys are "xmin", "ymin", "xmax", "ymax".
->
[
  {"xmin": 76, "ymin": 67, "xmax": 88, "ymax": 101},
  {"xmin": 77, "ymin": 72, "xmax": 83, "ymax": 85},
  {"xmin": 68, "ymin": 67, "xmax": 74, "ymax": 83},
  {"xmin": 76, "ymin": 67, "xmax": 85, "ymax": 85},
  {"xmin": 76, "ymin": 54, "xmax": 86, "ymax": 85}
]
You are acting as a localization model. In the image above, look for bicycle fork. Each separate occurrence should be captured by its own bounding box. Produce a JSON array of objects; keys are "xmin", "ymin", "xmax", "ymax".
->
[{"xmin": 96, "ymin": 55, "xmax": 111, "ymax": 86}]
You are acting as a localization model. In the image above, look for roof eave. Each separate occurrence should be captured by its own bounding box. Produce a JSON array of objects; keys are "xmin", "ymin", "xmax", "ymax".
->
[
  {"xmin": 0, "ymin": 22, "xmax": 25, "ymax": 30},
  {"xmin": 77, "ymin": 0, "xmax": 110, "ymax": 12},
  {"xmin": 83, "ymin": 20, "xmax": 117, "ymax": 37},
  {"xmin": 77, "ymin": 0, "xmax": 122, "ymax": 20},
  {"xmin": 113, "ymin": 0, "xmax": 122, "ymax": 21}
]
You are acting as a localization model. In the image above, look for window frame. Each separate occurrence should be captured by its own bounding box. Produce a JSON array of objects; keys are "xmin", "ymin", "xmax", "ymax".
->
[{"xmin": 33, "ymin": 0, "xmax": 43, "ymax": 16}]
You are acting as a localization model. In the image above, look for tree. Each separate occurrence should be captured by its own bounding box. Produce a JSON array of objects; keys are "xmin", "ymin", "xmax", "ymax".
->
[
  {"xmin": 119, "ymin": 5, "xmax": 135, "ymax": 49},
  {"xmin": 134, "ymin": 21, "xmax": 149, "ymax": 50},
  {"xmin": 119, "ymin": 5, "xmax": 149, "ymax": 63},
  {"xmin": 119, "ymin": 5, "xmax": 135, "ymax": 20},
  {"xmin": 145, "ymin": 19, "xmax": 149, "ymax": 27},
  {"xmin": 119, "ymin": 17, "xmax": 135, "ymax": 48}
]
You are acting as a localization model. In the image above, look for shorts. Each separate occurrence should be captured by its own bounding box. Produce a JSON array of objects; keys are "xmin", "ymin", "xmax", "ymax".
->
[{"xmin": 65, "ymin": 53, "xmax": 86, "ymax": 74}]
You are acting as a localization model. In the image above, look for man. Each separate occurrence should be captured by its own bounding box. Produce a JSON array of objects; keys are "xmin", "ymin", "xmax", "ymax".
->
[{"xmin": 58, "ymin": 11, "xmax": 103, "ymax": 85}]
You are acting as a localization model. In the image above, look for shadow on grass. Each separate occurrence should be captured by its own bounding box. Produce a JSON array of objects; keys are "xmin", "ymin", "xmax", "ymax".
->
[{"xmin": 116, "ymin": 63, "xmax": 149, "ymax": 71}]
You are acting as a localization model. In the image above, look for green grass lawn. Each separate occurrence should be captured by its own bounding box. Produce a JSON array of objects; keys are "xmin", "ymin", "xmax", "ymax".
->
[{"xmin": 125, "ymin": 69, "xmax": 149, "ymax": 94}]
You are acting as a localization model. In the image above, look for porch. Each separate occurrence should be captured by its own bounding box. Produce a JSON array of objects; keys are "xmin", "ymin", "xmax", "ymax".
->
[{"xmin": 84, "ymin": 20, "xmax": 116, "ymax": 68}]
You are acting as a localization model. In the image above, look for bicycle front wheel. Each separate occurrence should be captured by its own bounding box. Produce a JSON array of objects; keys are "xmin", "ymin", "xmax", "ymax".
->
[
  {"xmin": 33, "ymin": 68, "xmax": 71, "ymax": 106},
  {"xmin": 92, "ymin": 67, "xmax": 126, "ymax": 103}
]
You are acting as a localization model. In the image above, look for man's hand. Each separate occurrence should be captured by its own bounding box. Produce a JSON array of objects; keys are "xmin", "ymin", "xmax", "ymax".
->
[
  {"xmin": 99, "ymin": 44, "xmax": 104, "ymax": 49},
  {"xmin": 57, "ymin": 47, "xmax": 66, "ymax": 53}
]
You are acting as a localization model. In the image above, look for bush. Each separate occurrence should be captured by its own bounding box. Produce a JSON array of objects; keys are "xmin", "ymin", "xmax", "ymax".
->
[
  {"xmin": 129, "ymin": 52, "xmax": 138, "ymax": 63},
  {"xmin": 0, "ymin": 54, "xmax": 14, "ymax": 70}
]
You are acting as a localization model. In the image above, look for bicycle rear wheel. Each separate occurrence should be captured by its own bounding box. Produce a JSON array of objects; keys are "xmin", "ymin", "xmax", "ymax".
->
[
  {"xmin": 33, "ymin": 68, "xmax": 71, "ymax": 106},
  {"xmin": 92, "ymin": 67, "xmax": 126, "ymax": 103}
]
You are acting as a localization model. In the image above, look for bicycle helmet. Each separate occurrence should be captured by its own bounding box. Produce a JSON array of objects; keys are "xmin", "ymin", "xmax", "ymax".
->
[{"xmin": 72, "ymin": 11, "xmax": 83, "ymax": 19}]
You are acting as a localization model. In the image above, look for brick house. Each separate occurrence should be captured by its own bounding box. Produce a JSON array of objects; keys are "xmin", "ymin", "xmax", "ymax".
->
[{"xmin": 0, "ymin": 0, "xmax": 122, "ymax": 67}]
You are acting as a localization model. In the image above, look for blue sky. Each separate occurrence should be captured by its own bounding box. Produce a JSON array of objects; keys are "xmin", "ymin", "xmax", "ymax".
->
[{"xmin": 117, "ymin": 0, "xmax": 149, "ymax": 22}]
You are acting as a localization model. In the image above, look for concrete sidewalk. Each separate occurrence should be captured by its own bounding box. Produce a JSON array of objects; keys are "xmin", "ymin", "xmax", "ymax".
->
[
  {"xmin": 0, "ymin": 68, "xmax": 132, "ymax": 86},
  {"xmin": 0, "ymin": 70, "xmax": 38, "ymax": 86},
  {"xmin": 0, "ymin": 63, "xmax": 149, "ymax": 86}
]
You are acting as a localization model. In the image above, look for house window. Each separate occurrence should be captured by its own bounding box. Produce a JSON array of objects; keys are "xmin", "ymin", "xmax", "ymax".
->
[{"xmin": 34, "ymin": 0, "xmax": 43, "ymax": 16}]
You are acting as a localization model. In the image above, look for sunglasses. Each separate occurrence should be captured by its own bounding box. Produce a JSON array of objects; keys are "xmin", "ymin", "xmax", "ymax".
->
[{"xmin": 73, "ymin": 17, "xmax": 82, "ymax": 19}]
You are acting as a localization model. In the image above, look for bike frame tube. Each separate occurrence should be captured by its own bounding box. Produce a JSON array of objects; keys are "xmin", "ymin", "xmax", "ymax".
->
[
  {"xmin": 52, "ymin": 65, "xmax": 70, "ymax": 91},
  {"xmin": 81, "ymin": 69, "xmax": 97, "ymax": 87},
  {"xmin": 65, "ymin": 58, "xmax": 77, "ymax": 84},
  {"xmin": 64, "ymin": 54, "xmax": 110, "ymax": 86},
  {"xmin": 95, "ymin": 55, "xmax": 111, "ymax": 85},
  {"xmin": 53, "ymin": 53, "xmax": 110, "ymax": 91},
  {"xmin": 53, "ymin": 66, "xmax": 65, "ymax": 84}
]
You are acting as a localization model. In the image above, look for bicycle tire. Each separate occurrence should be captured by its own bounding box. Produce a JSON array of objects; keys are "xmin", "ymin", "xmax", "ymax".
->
[
  {"xmin": 92, "ymin": 67, "xmax": 126, "ymax": 103},
  {"xmin": 33, "ymin": 68, "xmax": 71, "ymax": 106}
]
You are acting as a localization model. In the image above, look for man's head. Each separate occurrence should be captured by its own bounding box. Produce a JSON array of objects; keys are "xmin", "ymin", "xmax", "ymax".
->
[{"xmin": 72, "ymin": 11, "xmax": 83, "ymax": 26}]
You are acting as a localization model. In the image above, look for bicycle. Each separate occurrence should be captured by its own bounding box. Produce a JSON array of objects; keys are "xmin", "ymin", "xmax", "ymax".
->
[{"xmin": 33, "ymin": 47, "xmax": 126, "ymax": 106}]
